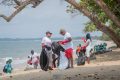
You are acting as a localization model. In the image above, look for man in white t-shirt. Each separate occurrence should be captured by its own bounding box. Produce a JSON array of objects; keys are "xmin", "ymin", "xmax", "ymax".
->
[
  {"xmin": 41, "ymin": 31, "xmax": 53, "ymax": 70},
  {"xmin": 59, "ymin": 29, "xmax": 74, "ymax": 68}
]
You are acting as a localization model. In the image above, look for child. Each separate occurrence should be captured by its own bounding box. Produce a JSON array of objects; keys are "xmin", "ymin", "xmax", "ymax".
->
[
  {"xmin": 31, "ymin": 50, "xmax": 39, "ymax": 69},
  {"xmin": 76, "ymin": 44, "xmax": 81, "ymax": 56},
  {"xmin": 3, "ymin": 59, "xmax": 13, "ymax": 74},
  {"xmin": 27, "ymin": 55, "xmax": 32, "ymax": 66}
]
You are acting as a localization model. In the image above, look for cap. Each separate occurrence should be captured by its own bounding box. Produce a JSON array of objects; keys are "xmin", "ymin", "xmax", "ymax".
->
[{"xmin": 46, "ymin": 31, "xmax": 52, "ymax": 34}]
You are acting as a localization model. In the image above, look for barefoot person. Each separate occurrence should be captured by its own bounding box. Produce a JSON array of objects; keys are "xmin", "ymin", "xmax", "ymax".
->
[
  {"xmin": 59, "ymin": 29, "xmax": 74, "ymax": 68},
  {"xmin": 41, "ymin": 31, "xmax": 53, "ymax": 70}
]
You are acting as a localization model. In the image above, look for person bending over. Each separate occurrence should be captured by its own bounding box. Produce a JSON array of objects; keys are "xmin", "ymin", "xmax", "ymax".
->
[{"xmin": 58, "ymin": 29, "xmax": 74, "ymax": 69}]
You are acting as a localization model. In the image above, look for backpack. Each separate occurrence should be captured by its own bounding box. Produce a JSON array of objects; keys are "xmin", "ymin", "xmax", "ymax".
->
[{"xmin": 3, "ymin": 65, "xmax": 7, "ymax": 73}]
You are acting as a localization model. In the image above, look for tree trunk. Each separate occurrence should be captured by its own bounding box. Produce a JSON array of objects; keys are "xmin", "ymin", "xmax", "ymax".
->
[
  {"xmin": 0, "ymin": 0, "xmax": 31, "ymax": 22},
  {"xmin": 117, "ymin": 0, "xmax": 120, "ymax": 4},
  {"xmin": 99, "ymin": 24, "xmax": 120, "ymax": 47},
  {"xmin": 66, "ymin": 0, "xmax": 120, "ymax": 47},
  {"xmin": 94, "ymin": 0, "xmax": 120, "ymax": 29}
]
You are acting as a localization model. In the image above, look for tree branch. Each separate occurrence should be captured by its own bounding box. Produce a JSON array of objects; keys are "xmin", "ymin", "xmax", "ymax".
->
[
  {"xmin": 0, "ymin": 0, "xmax": 43, "ymax": 22},
  {"xmin": 94, "ymin": 0, "xmax": 120, "ymax": 29},
  {"xmin": 14, "ymin": 0, "xmax": 21, "ymax": 6},
  {"xmin": 65, "ymin": 0, "xmax": 120, "ymax": 47}
]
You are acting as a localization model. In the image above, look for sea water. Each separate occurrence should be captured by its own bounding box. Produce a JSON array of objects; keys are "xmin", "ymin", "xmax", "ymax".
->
[{"xmin": 0, "ymin": 39, "xmax": 97, "ymax": 71}]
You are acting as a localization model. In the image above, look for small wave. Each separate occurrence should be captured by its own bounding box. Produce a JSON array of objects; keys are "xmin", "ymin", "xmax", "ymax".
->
[{"xmin": 0, "ymin": 57, "xmax": 27, "ymax": 65}]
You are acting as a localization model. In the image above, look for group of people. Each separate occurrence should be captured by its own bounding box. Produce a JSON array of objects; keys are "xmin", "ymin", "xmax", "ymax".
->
[
  {"xmin": 3, "ymin": 29, "xmax": 93, "ymax": 74},
  {"xmin": 41, "ymin": 29, "xmax": 74, "ymax": 70},
  {"xmin": 40, "ymin": 29, "xmax": 92, "ymax": 71},
  {"xmin": 76, "ymin": 33, "xmax": 92, "ymax": 64}
]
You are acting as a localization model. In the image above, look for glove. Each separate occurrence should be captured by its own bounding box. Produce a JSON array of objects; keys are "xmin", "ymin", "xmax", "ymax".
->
[{"xmin": 58, "ymin": 40, "xmax": 70, "ymax": 45}]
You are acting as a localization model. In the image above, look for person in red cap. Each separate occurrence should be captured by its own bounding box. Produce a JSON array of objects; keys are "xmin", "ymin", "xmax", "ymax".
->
[
  {"xmin": 59, "ymin": 29, "xmax": 74, "ymax": 69},
  {"xmin": 41, "ymin": 31, "xmax": 53, "ymax": 70}
]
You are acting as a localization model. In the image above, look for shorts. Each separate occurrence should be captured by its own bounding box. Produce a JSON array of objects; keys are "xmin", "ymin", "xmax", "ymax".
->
[{"xmin": 65, "ymin": 48, "xmax": 73, "ymax": 58}]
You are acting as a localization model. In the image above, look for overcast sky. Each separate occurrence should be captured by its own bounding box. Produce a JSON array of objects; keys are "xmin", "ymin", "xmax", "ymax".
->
[{"xmin": 0, "ymin": 0, "xmax": 102, "ymax": 38}]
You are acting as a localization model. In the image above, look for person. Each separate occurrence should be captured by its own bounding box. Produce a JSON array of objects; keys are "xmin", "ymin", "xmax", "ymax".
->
[
  {"xmin": 31, "ymin": 50, "xmax": 39, "ymax": 69},
  {"xmin": 76, "ymin": 44, "xmax": 81, "ymax": 56},
  {"xmin": 41, "ymin": 31, "xmax": 53, "ymax": 70},
  {"xmin": 3, "ymin": 59, "xmax": 13, "ymax": 74},
  {"xmin": 25, "ymin": 55, "xmax": 33, "ymax": 70},
  {"xmin": 58, "ymin": 29, "xmax": 74, "ymax": 68},
  {"xmin": 76, "ymin": 44, "xmax": 86, "ymax": 66},
  {"xmin": 82, "ymin": 33, "xmax": 92, "ymax": 64},
  {"xmin": 52, "ymin": 42, "xmax": 65, "ymax": 68}
]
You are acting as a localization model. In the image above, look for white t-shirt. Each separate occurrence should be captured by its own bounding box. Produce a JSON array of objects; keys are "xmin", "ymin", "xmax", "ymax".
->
[
  {"xmin": 63, "ymin": 32, "xmax": 73, "ymax": 50},
  {"xmin": 86, "ymin": 39, "xmax": 92, "ymax": 57},
  {"xmin": 41, "ymin": 36, "xmax": 52, "ymax": 47},
  {"xmin": 86, "ymin": 39, "xmax": 92, "ymax": 48},
  {"xmin": 31, "ymin": 53, "xmax": 39, "ymax": 63}
]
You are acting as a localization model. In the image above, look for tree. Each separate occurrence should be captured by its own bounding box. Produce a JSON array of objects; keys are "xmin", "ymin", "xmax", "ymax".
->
[
  {"xmin": 0, "ymin": 0, "xmax": 120, "ymax": 47},
  {"xmin": 94, "ymin": 0, "xmax": 120, "ymax": 29},
  {"xmin": 65, "ymin": 0, "xmax": 120, "ymax": 47},
  {"xmin": 0, "ymin": 0, "xmax": 43, "ymax": 22}
]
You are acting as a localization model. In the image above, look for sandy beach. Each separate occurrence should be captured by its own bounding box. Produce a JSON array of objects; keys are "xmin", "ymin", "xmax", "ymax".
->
[
  {"xmin": 0, "ymin": 42, "xmax": 120, "ymax": 80},
  {"xmin": 1, "ymin": 0, "xmax": 120, "ymax": 79}
]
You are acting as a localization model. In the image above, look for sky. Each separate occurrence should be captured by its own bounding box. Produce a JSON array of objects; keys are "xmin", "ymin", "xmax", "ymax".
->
[{"xmin": 0, "ymin": 0, "xmax": 102, "ymax": 38}]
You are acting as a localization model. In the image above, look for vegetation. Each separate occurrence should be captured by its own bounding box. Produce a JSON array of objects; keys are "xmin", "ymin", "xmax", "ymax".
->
[
  {"xmin": 0, "ymin": 0, "xmax": 120, "ymax": 47},
  {"xmin": 66, "ymin": 0, "xmax": 120, "ymax": 47}
]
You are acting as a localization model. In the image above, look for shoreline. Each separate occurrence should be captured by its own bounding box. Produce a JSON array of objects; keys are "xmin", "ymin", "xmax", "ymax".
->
[
  {"xmin": 1, "ymin": 58, "xmax": 120, "ymax": 80},
  {"xmin": 0, "ymin": 40, "xmax": 118, "ymax": 80}
]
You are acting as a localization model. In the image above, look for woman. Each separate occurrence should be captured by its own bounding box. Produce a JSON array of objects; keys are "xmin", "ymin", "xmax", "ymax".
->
[{"xmin": 82, "ymin": 33, "xmax": 92, "ymax": 64}]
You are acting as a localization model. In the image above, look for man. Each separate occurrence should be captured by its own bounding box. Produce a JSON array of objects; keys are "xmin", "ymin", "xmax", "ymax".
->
[
  {"xmin": 59, "ymin": 29, "xmax": 74, "ymax": 68},
  {"xmin": 41, "ymin": 31, "xmax": 53, "ymax": 70}
]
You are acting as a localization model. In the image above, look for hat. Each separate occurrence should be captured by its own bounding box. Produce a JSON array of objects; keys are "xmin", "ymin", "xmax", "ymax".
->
[
  {"xmin": 46, "ymin": 31, "xmax": 52, "ymax": 34},
  {"xmin": 6, "ymin": 58, "xmax": 12, "ymax": 63}
]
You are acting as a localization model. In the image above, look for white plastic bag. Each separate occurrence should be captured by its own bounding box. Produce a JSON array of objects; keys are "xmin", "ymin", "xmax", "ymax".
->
[{"xmin": 58, "ymin": 52, "xmax": 68, "ymax": 70}]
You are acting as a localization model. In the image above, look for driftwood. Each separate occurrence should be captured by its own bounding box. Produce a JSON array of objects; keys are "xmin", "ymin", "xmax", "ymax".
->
[{"xmin": 0, "ymin": 0, "xmax": 43, "ymax": 22}]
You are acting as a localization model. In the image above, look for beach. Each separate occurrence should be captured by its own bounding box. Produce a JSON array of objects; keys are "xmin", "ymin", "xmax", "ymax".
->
[
  {"xmin": 0, "ymin": 42, "xmax": 120, "ymax": 80},
  {"xmin": 1, "ymin": 48, "xmax": 120, "ymax": 80}
]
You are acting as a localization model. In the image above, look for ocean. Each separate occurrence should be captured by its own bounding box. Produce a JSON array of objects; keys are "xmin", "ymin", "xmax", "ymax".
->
[{"xmin": 0, "ymin": 39, "xmax": 97, "ymax": 71}]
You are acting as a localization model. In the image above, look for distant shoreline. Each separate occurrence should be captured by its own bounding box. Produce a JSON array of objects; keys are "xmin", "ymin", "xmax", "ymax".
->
[{"xmin": 0, "ymin": 36, "xmax": 101, "ymax": 41}]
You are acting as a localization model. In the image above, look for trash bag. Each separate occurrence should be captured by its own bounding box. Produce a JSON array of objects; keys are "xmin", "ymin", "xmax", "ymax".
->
[
  {"xmin": 58, "ymin": 52, "xmax": 68, "ymax": 70},
  {"xmin": 40, "ymin": 49, "xmax": 49, "ymax": 71},
  {"xmin": 77, "ymin": 52, "xmax": 85, "ymax": 66}
]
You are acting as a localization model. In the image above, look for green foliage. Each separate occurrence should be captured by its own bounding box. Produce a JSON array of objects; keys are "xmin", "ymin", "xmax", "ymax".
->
[
  {"xmin": 78, "ymin": 0, "xmax": 120, "ymax": 37},
  {"xmin": 115, "ymin": 28, "xmax": 120, "ymax": 36},
  {"xmin": 84, "ymin": 21, "xmax": 97, "ymax": 32}
]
